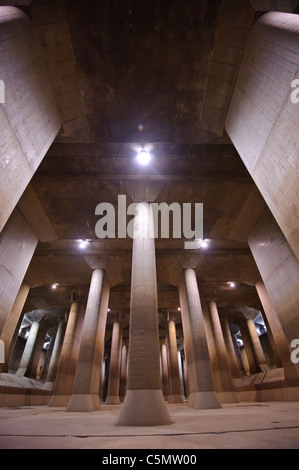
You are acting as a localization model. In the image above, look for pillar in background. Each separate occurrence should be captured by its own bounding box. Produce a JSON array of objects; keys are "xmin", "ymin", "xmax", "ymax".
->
[
  {"xmin": 247, "ymin": 318, "xmax": 268, "ymax": 371},
  {"xmin": 106, "ymin": 319, "xmax": 122, "ymax": 405},
  {"xmin": 167, "ymin": 316, "xmax": 184, "ymax": 403},
  {"xmin": 119, "ymin": 342, "xmax": 128, "ymax": 402},
  {"xmin": 15, "ymin": 319, "xmax": 43, "ymax": 377},
  {"xmin": 44, "ymin": 318, "xmax": 67, "ymax": 389},
  {"xmin": 66, "ymin": 267, "xmax": 110, "ymax": 412},
  {"xmin": 221, "ymin": 318, "xmax": 242, "ymax": 379},
  {"xmin": 160, "ymin": 339, "xmax": 169, "ymax": 400},
  {"xmin": 239, "ymin": 321, "xmax": 258, "ymax": 374},
  {"xmin": 118, "ymin": 202, "xmax": 171, "ymax": 425},
  {"xmin": 208, "ymin": 300, "xmax": 238, "ymax": 403},
  {"xmin": 179, "ymin": 268, "xmax": 221, "ymax": 409}
]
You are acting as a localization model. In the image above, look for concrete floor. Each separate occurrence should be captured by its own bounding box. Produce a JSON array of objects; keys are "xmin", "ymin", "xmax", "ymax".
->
[{"xmin": 0, "ymin": 402, "xmax": 299, "ymax": 449}]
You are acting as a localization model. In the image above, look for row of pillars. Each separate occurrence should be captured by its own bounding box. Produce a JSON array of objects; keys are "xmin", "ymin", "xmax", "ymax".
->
[{"xmin": 3, "ymin": 202, "xmax": 297, "ymax": 426}]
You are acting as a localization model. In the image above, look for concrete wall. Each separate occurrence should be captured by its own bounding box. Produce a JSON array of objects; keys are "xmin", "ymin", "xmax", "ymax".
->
[
  {"xmin": 226, "ymin": 12, "xmax": 299, "ymax": 259},
  {"xmin": 0, "ymin": 6, "xmax": 60, "ymax": 232}
]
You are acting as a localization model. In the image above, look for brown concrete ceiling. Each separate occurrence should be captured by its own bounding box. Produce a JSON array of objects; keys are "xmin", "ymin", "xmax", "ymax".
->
[{"xmin": 22, "ymin": 0, "xmax": 270, "ymax": 324}]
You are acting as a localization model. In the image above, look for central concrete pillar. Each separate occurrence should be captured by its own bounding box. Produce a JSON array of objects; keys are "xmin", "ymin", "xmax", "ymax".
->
[
  {"xmin": 167, "ymin": 317, "xmax": 184, "ymax": 403},
  {"xmin": 66, "ymin": 268, "xmax": 109, "ymax": 412},
  {"xmin": 179, "ymin": 268, "xmax": 221, "ymax": 409},
  {"xmin": 105, "ymin": 319, "xmax": 122, "ymax": 405},
  {"xmin": 118, "ymin": 202, "xmax": 171, "ymax": 426}
]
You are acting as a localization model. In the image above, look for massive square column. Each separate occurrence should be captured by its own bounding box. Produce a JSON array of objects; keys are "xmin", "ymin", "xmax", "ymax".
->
[{"xmin": 118, "ymin": 202, "xmax": 171, "ymax": 426}]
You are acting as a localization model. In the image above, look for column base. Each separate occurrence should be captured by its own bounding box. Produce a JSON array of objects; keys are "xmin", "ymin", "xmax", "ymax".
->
[
  {"xmin": 117, "ymin": 389, "xmax": 172, "ymax": 426},
  {"xmin": 43, "ymin": 382, "xmax": 54, "ymax": 391},
  {"xmin": 15, "ymin": 368, "xmax": 26, "ymax": 378},
  {"xmin": 188, "ymin": 391, "xmax": 222, "ymax": 409},
  {"xmin": 105, "ymin": 396, "xmax": 121, "ymax": 405},
  {"xmin": 65, "ymin": 394, "xmax": 101, "ymax": 412},
  {"xmin": 48, "ymin": 395, "xmax": 71, "ymax": 407},
  {"xmin": 217, "ymin": 391, "xmax": 239, "ymax": 403},
  {"xmin": 168, "ymin": 394, "xmax": 184, "ymax": 403}
]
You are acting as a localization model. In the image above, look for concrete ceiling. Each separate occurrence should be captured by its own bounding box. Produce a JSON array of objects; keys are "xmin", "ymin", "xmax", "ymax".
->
[{"xmin": 20, "ymin": 0, "xmax": 285, "ymax": 330}]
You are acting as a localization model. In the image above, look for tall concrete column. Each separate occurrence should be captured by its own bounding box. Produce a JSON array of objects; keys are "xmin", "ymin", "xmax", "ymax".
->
[
  {"xmin": 160, "ymin": 339, "xmax": 169, "ymax": 400},
  {"xmin": 167, "ymin": 317, "xmax": 184, "ymax": 403},
  {"xmin": 239, "ymin": 321, "xmax": 258, "ymax": 374},
  {"xmin": 118, "ymin": 202, "xmax": 171, "ymax": 426},
  {"xmin": 179, "ymin": 268, "xmax": 221, "ymax": 409},
  {"xmin": 119, "ymin": 343, "xmax": 128, "ymax": 402},
  {"xmin": 66, "ymin": 268, "xmax": 109, "ymax": 412},
  {"xmin": 221, "ymin": 319, "xmax": 242, "ymax": 379},
  {"xmin": 15, "ymin": 320, "xmax": 41, "ymax": 377},
  {"xmin": 255, "ymin": 280, "xmax": 298, "ymax": 379},
  {"xmin": 247, "ymin": 318, "xmax": 268, "ymax": 371},
  {"xmin": 106, "ymin": 319, "xmax": 122, "ymax": 405},
  {"xmin": 48, "ymin": 301, "xmax": 83, "ymax": 406},
  {"xmin": 44, "ymin": 319, "xmax": 66, "ymax": 389},
  {"xmin": 208, "ymin": 300, "xmax": 238, "ymax": 403},
  {"xmin": 27, "ymin": 323, "xmax": 48, "ymax": 379}
]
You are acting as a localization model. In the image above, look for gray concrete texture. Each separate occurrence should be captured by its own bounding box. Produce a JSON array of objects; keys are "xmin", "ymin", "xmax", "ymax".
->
[{"xmin": 0, "ymin": 402, "xmax": 299, "ymax": 449}]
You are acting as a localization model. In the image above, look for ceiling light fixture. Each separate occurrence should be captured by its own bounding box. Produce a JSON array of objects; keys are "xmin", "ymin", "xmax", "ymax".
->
[
  {"xmin": 229, "ymin": 282, "xmax": 236, "ymax": 288},
  {"xmin": 137, "ymin": 146, "xmax": 151, "ymax": 165},
  {"xmin": 51, "ymin": 283, "xmax": 59, "ymax": 290},
  {"xmin": 79, "ymin": 239, "xmax": 88, "ymax": 249}
]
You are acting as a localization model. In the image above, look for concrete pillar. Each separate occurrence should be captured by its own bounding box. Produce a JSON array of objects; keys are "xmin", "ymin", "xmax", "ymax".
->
[
  {"xmin": 208, "ymin": 300, "xmax": 238, "ymax": 403},
  {"xmin": 27, "ymin": 323, "xmax": 48, "ymax": 379},
  {"xmin": 0, "ymin": 6, "xmax": 60, "ymax": 232},
  {"xmin": 0, "ymin": 282, "xmax": 30, "ymax": 373},
  {"xmin": 48, "ymin": 301, "xmax": 83, "ymax": 406},
  {"xmin": 167, "ymin": 318, "xmax": 184, "ymax": 403},
  {"xmin": 239, "ymin": 321, "xmax": 258, "ymax": 374},
  {"xmin": 44, "ymin": 319, "xmax": 66, "ymax": 389},
  {"xmin": 248, "ymin": 208, "xmax": 299, "ymax": 376},
  {"xmin": 66, "ymin": 269, "xmax": 109, "ymax": 412},
  {"xmin": 247, "ymin": 318, "xmax": 268, "ymax": 372},
  {"xmin": 0, "ymin": 209, "xmax": 39, "ymax": 338},
  {"xmin": 160, "ymin": 340, "xmax": 169, "ymax": 400},
  {"xmin": 255, "ymin": 280, "xmax": 298, "ymax": 379},
  {"xmin": 15, "ymin": 321, "xmax": 41, "ymax": 377},
  {"xmin": 226, "ymin": 12, "xmax": 299, "ymax": 259},
  {"xmin": 119, "ymin": 343, "xmax": 128, "ymax": 402},
  {"xmin": 118, "ymin": 202, "xmax": 171, "ymax": 426},
  {"xmin": 221, "ymin": 319, "xmax": 242, "ymax": 379},
  {"xmin": 179, "ymin": 268, "xmax": 221, "ymax": 409},
  {"xmin": 106, "ymin": 320, "xmax": 122, "ymax": 405}
]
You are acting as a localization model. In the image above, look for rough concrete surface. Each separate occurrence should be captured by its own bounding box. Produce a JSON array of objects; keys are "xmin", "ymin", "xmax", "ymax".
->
[{"xmin": 0, "ymin": 402, "xmax": 298, "ymax": 449}]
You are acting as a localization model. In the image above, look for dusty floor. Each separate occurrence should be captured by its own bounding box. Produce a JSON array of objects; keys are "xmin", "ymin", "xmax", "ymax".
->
[{"xmin": 0, "ymin": 401, "xmax": 298, "ymax": 449}]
